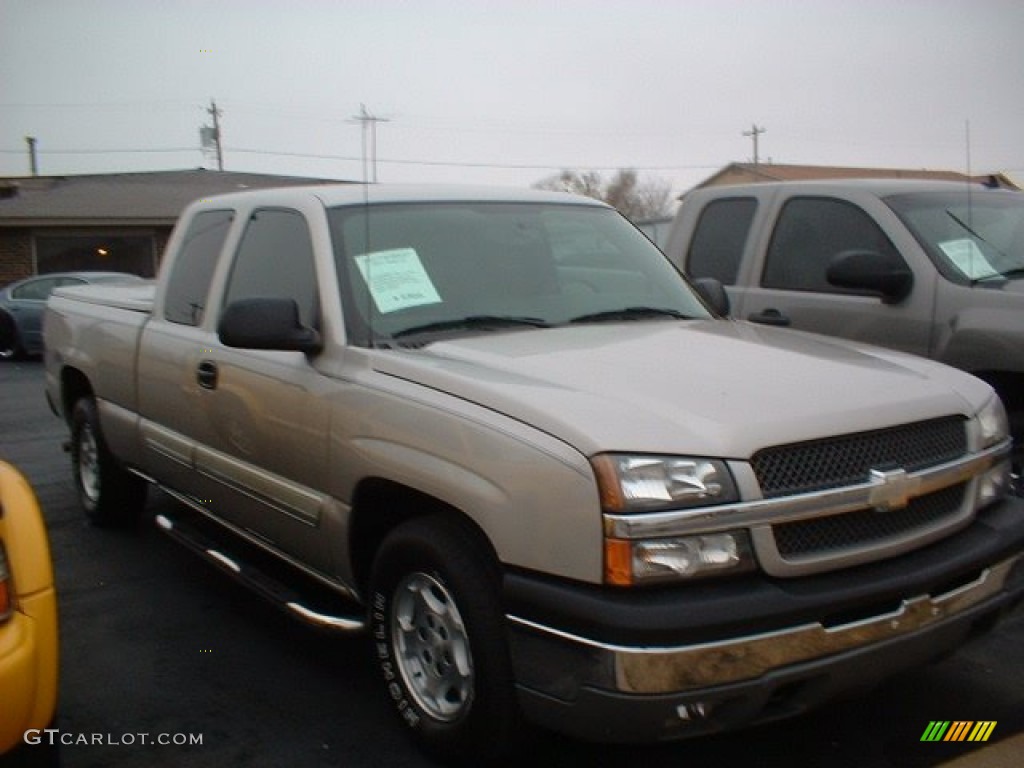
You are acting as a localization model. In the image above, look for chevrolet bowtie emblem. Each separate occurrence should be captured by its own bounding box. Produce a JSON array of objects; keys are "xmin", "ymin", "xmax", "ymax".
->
[{"xmin": 868, "ymin": 468, "xmax": 921, "ymax": 511}]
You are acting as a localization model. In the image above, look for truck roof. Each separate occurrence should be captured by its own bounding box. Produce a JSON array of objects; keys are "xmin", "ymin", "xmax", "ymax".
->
[
  {"xmin": 187, "ymin": 183, "xmax": 610, "ymax": 209},
  {"xmin": 686, "ymin": 178, "xmax": 1019, "ymax": 198}
]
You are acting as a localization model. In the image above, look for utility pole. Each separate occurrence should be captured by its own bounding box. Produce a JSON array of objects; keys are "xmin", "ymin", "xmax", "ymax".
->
[
  {"xmin": 742, "ymin": 123, "xmax": 766, "ymax": 166},
  {"xmin": 351, "ymin": 104, "xmax": 389, "ymax": 183},
  {"xmin": 206, "ymin": 99, "xmax": 224, "ymax": 171},
  {"xmin": 25, "ymin": 136, "xmax": 38, "ymax": 176}
]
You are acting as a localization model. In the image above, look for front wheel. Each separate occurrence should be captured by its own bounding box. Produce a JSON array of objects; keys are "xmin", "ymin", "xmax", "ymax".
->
[
  {"xmin": 369, "ymin": 516, "xmax": 520, "ymax": 764},
  {"xmin": 70, "ymin": 397, "xmax": 147, "ymax": 526}
]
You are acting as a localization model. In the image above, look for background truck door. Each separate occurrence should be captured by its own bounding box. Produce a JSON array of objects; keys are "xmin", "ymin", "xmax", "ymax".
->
[{"xmin": 739, "ymin": 195, "xmax": 934, "ymax": 356}]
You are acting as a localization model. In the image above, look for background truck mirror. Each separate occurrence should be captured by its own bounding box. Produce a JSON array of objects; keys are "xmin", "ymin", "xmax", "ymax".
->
[
  {"xmin": 691, "ymin": 277, "xmax": 731, "ymax": 317},
  {"xmin": 826, "ymin": 249, "xmax": 914, "ymax": 304}
]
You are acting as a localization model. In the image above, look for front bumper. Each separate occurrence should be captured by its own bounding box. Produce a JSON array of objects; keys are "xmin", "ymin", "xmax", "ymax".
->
[
  {"xmin": 0, "ymin": 461, "xmax": 59, "ymax": 755},
  {"xmin": 504, "ymin": 497, "xmax": 1024, "ymax": 743},
  {"xmin": 0, "ymin": 590, "xmax": 59, "ymax": 754}
]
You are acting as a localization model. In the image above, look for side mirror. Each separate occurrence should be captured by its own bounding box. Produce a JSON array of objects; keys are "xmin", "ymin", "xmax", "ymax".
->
[
  {"xmin": 691, "ymin": 277, "xmax": 731, "ymax": 317},
  {"xmin": 218, "ymin": 298, "xmax": 322, "ymax": 353},
  {"xmin": 826, "ymin": 249, "xmax": 914, "ymax": 304}
]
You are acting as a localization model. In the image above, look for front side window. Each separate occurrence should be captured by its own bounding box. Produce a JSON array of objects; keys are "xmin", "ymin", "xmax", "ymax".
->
[
  {"xmin": 328, "ymin": 202, "xmax": 709, "ymax": 347},
  {"xmin": 686, "ymin": 197, "xmax": 757, "ymax": 285},
  {"xmin": 223, "ymin": 208, "xmax": 318, "ymax": 328},
  {"xmin": 762, "ymin": 197, "xmax": 903, "ymax": 292},
  {"xmin": 164, "ymin": 209, "xmax": 234, "ymax": 325}
]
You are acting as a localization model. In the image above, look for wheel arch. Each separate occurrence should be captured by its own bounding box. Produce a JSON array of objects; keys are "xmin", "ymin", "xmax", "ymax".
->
[
  {"xmin": 59, "ymin": 366, "xmax": 94, "ymax": 424},
  {"xmin": 347, "ymin": 477, "xmax": 500, "ymax": 597}
]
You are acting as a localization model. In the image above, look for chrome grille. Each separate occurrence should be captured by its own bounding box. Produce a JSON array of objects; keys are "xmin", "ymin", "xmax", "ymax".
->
[
  {"xmin": 773, "ymin": 483, "xmax": 967, "ymax": 558},
  {"xmin": 751, "ymin": 416, "xmax": 966, "ymax": 498}
]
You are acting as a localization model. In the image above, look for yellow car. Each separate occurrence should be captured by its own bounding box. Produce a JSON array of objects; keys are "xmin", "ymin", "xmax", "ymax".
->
[{"xmin": 0, "ymin": 460, "xmax": 58, "ymax": 755}]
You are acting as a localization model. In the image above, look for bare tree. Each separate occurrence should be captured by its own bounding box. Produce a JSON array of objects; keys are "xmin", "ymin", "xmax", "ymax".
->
[
  {"xmin": 631, "ymin": 174, "xmax": 673, "ymax": 221},
  {"xmin": 533, "ymin": 169, "xmax": 605, "ymax": 199},
  {"xmin": 533, "ymin": 169, "xmax": 673, "ymax": 221}
]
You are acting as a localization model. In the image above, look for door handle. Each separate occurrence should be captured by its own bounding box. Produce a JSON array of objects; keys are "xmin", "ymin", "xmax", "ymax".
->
[
  {"xmin": 748, "ymin": 308, "xmax": 791, "ymax": 327},
  {"xmin": 197, "ymin": 360, "xmax": 218, "ymax": 390}
]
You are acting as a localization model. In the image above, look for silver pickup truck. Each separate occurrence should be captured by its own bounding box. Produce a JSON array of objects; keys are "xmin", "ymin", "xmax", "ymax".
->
[
  {"xmin": 663, "ymin": 179, "xmax": 1024, "ymax": 472},
  {"xmin": 44, "ymin": 184, "xmax": 1024, "ymax": 762}
]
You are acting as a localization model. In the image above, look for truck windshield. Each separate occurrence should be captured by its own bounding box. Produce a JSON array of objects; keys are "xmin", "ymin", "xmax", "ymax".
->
[
  {"xmin": 327, "ymin": 202, "xmax": 710, "ymax": 346},
  {"xmin": 885, "ymin": 189, "xmax": 1024, "ymax": 284}
]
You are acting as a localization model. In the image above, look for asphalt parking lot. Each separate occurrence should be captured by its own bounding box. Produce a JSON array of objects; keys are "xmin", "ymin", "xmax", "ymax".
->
[{"xmin": 2, "ymin": 359, "xmax": 1022, "ymax": 768}]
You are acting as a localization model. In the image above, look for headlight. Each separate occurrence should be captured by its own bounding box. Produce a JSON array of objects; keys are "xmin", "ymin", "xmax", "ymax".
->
[
  {"xmin": 594, "ymin": 454, "xmax": 750, "ymax": 585},
  {"xmin": 977, "ymin": 395, "xmax": 1009, "ymax": 449},
  {"xmin": 975, "ymin": 395, "xmax": 1011, "ymax": 508},
  {"xmin": 974, "ymin": 397, "xmax": 1007, "ymax": 450},
  {"xmin": 605, "ymin": 531, "xmax": 755, "ymax": 586},
  {"xmin": 591, "ymin": 454, "xmax": 739, "ymax": 513}
]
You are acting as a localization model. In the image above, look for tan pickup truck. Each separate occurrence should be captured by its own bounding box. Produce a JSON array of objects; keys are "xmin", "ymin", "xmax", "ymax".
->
[{"xmin": 44, "ymin": 184, "xmax": 1024, "ymax": 763}]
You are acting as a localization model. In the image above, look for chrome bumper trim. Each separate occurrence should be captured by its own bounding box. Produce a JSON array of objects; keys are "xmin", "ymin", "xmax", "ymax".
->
[{"xmin": 508, "ymin": 553, "xmax": 1021, "ymax": 695}]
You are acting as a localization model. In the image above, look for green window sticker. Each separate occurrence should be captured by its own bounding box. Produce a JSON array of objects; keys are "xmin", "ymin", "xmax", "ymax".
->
[
  {"xmin": 355, "ymin": 248, "xmax": 443, "ymax": 314},
  {"xmin": 938, "ymin": 238, "xmax": 999, "ymax": 280}
]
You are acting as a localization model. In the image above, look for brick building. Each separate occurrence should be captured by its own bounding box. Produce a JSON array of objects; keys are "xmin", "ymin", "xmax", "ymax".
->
[{"xmin": 0, "ymin": 169, "xmax": 347, "ymax": 286}]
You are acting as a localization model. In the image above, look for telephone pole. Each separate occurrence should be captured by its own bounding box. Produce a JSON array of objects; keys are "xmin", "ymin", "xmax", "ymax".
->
[
  {"xmin": 206, "ymin": 99, "xmax": 224, "ymax": 171},
  {"xmin": 25, "ymin": 136, "xmax": 38, "ymax": 176},
  {"xmin": 351, "ymin": 104, "xmax": 389, "ymax": 183},
  {"xmin": 742, "ymin": 123, "xmax": 766, "ymax": 167}
]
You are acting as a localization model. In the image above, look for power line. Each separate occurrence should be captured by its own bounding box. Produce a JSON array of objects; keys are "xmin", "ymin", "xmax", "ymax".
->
[
  {"xmin": 0, "ymin": 143, "xmax": 723, "ymax": 173},
  {"xmin": 0, "ymin": 147, "xmax": 197, "ymax": 155}
]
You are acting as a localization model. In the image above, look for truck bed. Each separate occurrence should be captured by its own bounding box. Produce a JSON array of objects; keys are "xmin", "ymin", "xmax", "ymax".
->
[
  {"xmin": 44, "ymin": 282, "xmax": 155, "ymax": 434},
  {"xmin": 52, "ymin": 281, "xmax": 156, "ymax": 314}
]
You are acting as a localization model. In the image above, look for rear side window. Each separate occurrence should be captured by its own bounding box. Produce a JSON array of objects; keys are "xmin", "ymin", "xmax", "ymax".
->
[
  {"xmin": 762, "ymin": 198, "xmax": 902, "ymax": 292},
  {"xmin": 223, "ymin": 208, "xmax": 318, "ymax": 328},
  {"xmin": 164, "ymin": 209, "xmax": 234, "ymax": 325},
  {"xmin": 12, "ymin": 277, "xmax": 61, "ymax": 300},
  {"xmin": 686, "ymin": 198, "xmax": 757, "ymax": 285}
]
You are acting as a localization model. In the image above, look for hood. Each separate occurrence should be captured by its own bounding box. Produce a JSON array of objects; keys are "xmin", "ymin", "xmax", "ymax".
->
[
  {"xmin": 994, "ymin": 277, "xmax": 1024, "ymax": 295},
  {"xmin": 372, "ymin": 320, "xmax": 991, "ymax": 459}
]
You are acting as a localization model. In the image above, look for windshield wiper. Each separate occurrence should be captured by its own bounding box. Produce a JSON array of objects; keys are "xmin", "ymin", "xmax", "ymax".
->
[
  {"xmin": 946, "ymin": 209, "xmax": 1010, "ymax": 261},
  {"xmin": 569, "ymin": 306, "xmax": 693, "ymax": 324},
  {"xmin": 976, "ymin": 267, "xmax": 1024, "ymax": 283},
  {"xmin": 391, "ymin": 315, "xmax": 551, "ymax": 339}
]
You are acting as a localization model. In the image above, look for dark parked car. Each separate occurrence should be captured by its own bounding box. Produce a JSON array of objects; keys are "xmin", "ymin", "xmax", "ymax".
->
[{"xmin": 0, "ymin": 271, "xmax": 143, "ymax": 359}]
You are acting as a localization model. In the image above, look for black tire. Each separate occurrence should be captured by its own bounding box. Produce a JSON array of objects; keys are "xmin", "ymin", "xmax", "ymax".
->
[
  {"xmin": 369, "ymin": 515, "xmax": 520, "ymax": 765},
  {"xmin": 70, "ymin": 397, "xmax": 147, "ymax": 526},
  {"xmin": 0, "ymin": 312, "xmax": 23, "ymax": 361}
]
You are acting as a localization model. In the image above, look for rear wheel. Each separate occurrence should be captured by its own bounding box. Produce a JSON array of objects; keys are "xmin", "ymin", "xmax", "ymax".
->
[
  {"xmin": 70, "ymin": 397, "xmax": 147, "ymax": 526},
  {"xmin": 369, "ymin": 516, "xmax": 520, "ymax": 764}
]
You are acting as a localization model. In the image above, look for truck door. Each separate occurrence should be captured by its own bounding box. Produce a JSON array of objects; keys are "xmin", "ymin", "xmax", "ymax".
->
[
  {"xmin": 739, "ymin": 196, "xmax": 933, "ymax": 355},
  {"xmin": 138, "ymin": 209, "xmax": 235, "ymax": 494},
  {"xmin": 190, "ymin": 207, "xmax": 333, "ymax": 572}
]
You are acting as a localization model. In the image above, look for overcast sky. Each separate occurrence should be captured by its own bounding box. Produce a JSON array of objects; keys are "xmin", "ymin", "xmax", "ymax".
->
[{"xmin": 2, "ymin": 0, "xmax": 1022, "ymax": 198}]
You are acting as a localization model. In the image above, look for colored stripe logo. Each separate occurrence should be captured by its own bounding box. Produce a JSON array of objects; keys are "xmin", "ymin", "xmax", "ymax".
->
[{"xmin": 921, "ymin": 721, "xmax": 997, "ymax": 742}]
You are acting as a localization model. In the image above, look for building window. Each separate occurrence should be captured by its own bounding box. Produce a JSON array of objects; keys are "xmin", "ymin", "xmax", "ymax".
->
[{"xmin": 35, "ymin": 233, "xmax": 157, "ymax": 277}]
